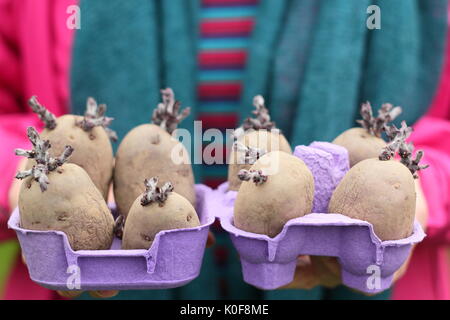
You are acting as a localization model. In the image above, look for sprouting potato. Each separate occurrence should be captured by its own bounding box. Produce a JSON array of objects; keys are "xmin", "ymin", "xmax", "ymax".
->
[
  {"xmin": 228, "ymin": 96, "xmax": 292, "ymax": 191},
  {"xmin": 329, "ymin": 159, "xmax": 415, "ymax": 241},
  {"xmin": 121, "ymin": 177, "xmax": 200, "ymax": 250},
  {"xmin": 28, "ymin": 96, "xmax": 116, "ymax": 199},
  {"xmin": 234, "ymin": 151, "xmax": 314, "ymax": 238},
  {"xmin": 329, "ymin": 123, "xmax": 428, "ymax": 241},
  {"xmin": 332, "ymin": 102, "xmax": 402, "ymax": 167},
  {"xmin": 114, "ymin": 89, "xmax": 195, "ymax": 218},
  {"xmin": 16, "ymin": 127, "xmax": 114, "ymax": 250},
  {"xmin": 332, "ymin": 127, "xmax": 386, "ymax": 168}
]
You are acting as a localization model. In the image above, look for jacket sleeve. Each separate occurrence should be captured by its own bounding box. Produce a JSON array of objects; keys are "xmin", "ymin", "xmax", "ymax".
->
[
  {"xmin": 0, "ymin": 0, "xmax": 42, "ymax": 215},
  {"xmin": 410, "ymin": 22, "xmax": 450, "ymax": 243},
  {"xmin": 412, "ymin": 116, "xmax": 450, "ymax": 243}
]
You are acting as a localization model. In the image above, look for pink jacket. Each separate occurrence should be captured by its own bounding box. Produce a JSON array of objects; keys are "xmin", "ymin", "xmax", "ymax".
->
[
  {"xmin": 392, "ymin": 26, "xmax": 450, "ymax": 299},
  {"xmin": 0, "ymin": 0, "xmax": 449, "ymax": 300},
  {"xmin": 0, "ymin": 0, "xmax": 75, "ymax": 240},
  {"xmin": 0, "ymin": 0, "xmax": 75, "ymax": 299}
]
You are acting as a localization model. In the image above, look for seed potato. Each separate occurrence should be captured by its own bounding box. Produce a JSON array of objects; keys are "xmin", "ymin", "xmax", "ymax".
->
[
  {"xmin": 19, "ymin": 163, "xmax": 115, "ymax": 250},
  {"xmin": 234, "ymin": 151, "xmax": 314, "ymax": 237},
  {"xmin": 114, "ymin": 124, "xmax": 195, "ymax": 217},
  {"xmin": 328, "ymin": 158, "xmax": 416, "ymax": 241},
  {"xmin": 122, "ymin": 190, "xmax": 200, "ymax": 250},
  {"xmin": 34, "ymin": 115, "xmax": 114, "ymax": 199},
  {"xmin": 228, "ymin": 95, "xmax": 292, "ymax": 191},
  {"xmin": 228, "ymin": 130, "xmax": 292, "ymax": 191},
  {"xmin": 331, "ymin": 102, "xmax": 402, "ymax": 167},
  {"xmin": 28, "ymin": 97, "xmax": 115, "ymax": 199},
  {"xmin": 332, "ymin": 127, "xmax": 386, "ymax": 168}
]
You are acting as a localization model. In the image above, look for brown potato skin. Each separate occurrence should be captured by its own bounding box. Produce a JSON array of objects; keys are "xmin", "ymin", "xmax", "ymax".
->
[
  {"xmin": 19, "ymin": 163, "xmax": 115, "ymax": 251},
  {"xmin": 122, "ymin": 192, "xmax": 200, "ymax": 250},
  {"xmin": 114, "ymin": 124, "xmax": 196, "ymax": 217},
  {"xmin": 332, "ymin": 127, "xmax": 386, "ymax": 168},
  {"xmin": 328, "ymin": 158, "xmax": 416, "ymax": 241},
  {"xmin": 28, "ymin": 115, "xmax": 114, "ymax": 199},
  {"xmin": 234, "ymin": 151, "xmax": 314, "ymax": 238},
  {"xmin": 228, "ymin": 130, "xmax": 292, "ymax": 191}
]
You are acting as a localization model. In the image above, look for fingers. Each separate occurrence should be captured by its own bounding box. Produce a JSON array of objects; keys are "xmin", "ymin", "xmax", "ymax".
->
[
  {"xmin": 392, "ymin": 181, "xmax": 423, "ymax": 284},
  {"xmin": 392, "ymin": 244, "xmax": 415, "ymax": 283},
  {"xmin": 309, "ymin": 256, "xmax": 341, "ymax": 288},
  {"xmin": 57, "ymin": 290, "xmax": 83, "ymax": 298},
  {"xmin": 57, "ymin": 290, "xmax": 119, "ymax": 299},
  {"xmin": 8, "ymin": 158, "xmax": 28, "ymax": 211},
  {"xmin": 414, "ymin": 179, "xmax": 428, "ymax": 231},
  {"xmin": 280, "ymin": 256, "xmax": 319, "ymax": 290},
  {"xmin": 296, "ymin": 255, "xmax": 311, "ymax": 267},
  {"xmin": 206, "ymin": 231, "xmax": 216, "ymax": 248},
  {"xmin": 107, "ymin": 182, "xmax": 115, "ymax": 204},
  {"xmin": 279, "ymin": 256, "xmax": 343, "ymax": 290}
]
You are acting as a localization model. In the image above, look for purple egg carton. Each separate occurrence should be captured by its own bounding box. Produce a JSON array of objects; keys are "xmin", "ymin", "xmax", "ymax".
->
[
  {"xmin": 213, "ymin": 142, "xmax": 426, "ymax": 293},
  {"xmin": 8, "ymin": 184, "xmax": 214, "ymax": 291}
]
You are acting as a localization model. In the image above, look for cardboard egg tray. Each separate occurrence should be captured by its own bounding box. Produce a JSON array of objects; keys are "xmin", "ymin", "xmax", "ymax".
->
[{"xmin": 8, "ymin": 184, "xmax": 214, "ymax": 291}]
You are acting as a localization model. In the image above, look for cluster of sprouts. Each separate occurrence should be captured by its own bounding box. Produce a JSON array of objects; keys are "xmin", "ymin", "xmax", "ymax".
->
[
  {"xmin": 379, "ymin": 121, "xmax": 428, "ymax": 178},
  {"xmin": 238, "ymin": 169, "xmax": 268, "ymax": 185},
  {"xmin": 76, "ymin": 98, "xmax": 118, "ymax": 141},
  {"xmin": 15, "ymin": 127, "xmax": 73, "ymax": 191},
  {"xmin": 233, "ymin": 95, "xmax": 276, "ymax": 139},
  {"xmin": 152, "ymin": 88, "xmax": 191, "ymax": 134},
  {"xmin": 357, "ymin": 102, "xmax": 402, "ymax": 137},
  {"xmin": 114, "ymin": 177, "xmax": 174, "ymax": 238},
  {"xmin": 140, "ymin": 177, "xmax": 174, "ymax": 207},
  {"xmin": 29, "ymin": 96, "xmax": 117, "ymax": 141},
  {"xmin": 28, "ymin": 96, "xmax": 57, "ymax": 130}
]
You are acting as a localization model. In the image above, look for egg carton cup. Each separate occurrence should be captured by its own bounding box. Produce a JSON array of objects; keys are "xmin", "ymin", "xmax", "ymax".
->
[
  {"xmin": 213, "ymin": 142, "xmax": 426, "ymax": 293},
  {"xmin": 8, "ymin": 184, "xmax": 214, "ymax": 291}
]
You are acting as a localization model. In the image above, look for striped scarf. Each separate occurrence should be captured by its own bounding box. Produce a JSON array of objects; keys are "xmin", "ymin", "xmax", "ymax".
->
[{"xmin": 197, "ymin": 0, "xmax": 259, "ymax": 186}]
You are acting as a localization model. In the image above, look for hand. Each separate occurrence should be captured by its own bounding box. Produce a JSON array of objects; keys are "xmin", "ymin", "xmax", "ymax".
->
[
  {"xmin": 391, "ymin": 179, "xmax": 428, "ymax": 282},
  {"xmin": 57, "ymin": 290, "xmax": 119, "ymax": 299},
  {"xmin": 282, "ymin": 179, "xmax": 428, "ymax": 291},
  {"xmin": 13, "ymin": 159, "xmax": 216, "ymax": 299},
  {"xmin": 281, "ymin": 255, "xmax": 341, "ymax": 290},
  {"xmin": 413, "ymin": 179, "xmax": 428, "ymax": 231},
  {"xmin": 12, "ymin": 162, "xmax": 119, "ymax": 298},
  {"xmin": 56, "ymin": 183, "xmax": 216, "ymax": 299}
]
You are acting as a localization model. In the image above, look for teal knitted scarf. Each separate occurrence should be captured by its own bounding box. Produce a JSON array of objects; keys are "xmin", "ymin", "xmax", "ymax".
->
[{"xmin": 71, "ymin": 0, "xmax": 447, "ymax": 174}]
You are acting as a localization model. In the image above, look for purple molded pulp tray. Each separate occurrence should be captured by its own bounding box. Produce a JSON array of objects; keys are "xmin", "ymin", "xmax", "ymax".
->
[
  {"xmin": 8, "ymin": 184, "xmax": 214, "ymax": 291},
  {"xmin": 213, "ymin": 142, "xmax": 426, "ymax": 293}
]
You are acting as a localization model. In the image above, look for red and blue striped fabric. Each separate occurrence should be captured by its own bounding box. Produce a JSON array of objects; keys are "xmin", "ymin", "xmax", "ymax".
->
[{"xmin": 197, "ymin": 0, "xmax": 259, "ymax": 188}]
